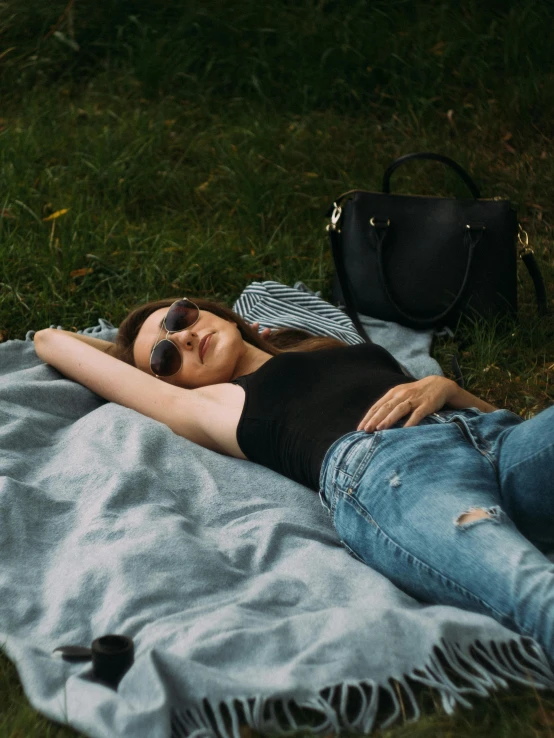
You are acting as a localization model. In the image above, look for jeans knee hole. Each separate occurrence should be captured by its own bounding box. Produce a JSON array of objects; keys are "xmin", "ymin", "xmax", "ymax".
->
[{"xmin": 455, "ymin": 506, "xmax": 501, "ymax": 529}]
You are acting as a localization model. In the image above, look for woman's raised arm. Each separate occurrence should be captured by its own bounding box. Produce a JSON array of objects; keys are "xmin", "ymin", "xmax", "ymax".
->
[
  {"xmin": 34, "ymin": 329, "xmax": 118, "ymax": 354},
  {"xmin": 33, "ymin": 329, "xmax": 222, "ymax": 451}
]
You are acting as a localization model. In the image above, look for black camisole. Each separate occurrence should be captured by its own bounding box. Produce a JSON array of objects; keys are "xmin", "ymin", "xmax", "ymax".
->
[{"xmin": 230, "ymin": 343, "xmax": 415, "ymax": 491}]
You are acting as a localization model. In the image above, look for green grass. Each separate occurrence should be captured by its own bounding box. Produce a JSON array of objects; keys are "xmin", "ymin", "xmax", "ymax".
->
[{"xmin": 0, "ymin": 0, "xmax": 553, "ymax": 735}]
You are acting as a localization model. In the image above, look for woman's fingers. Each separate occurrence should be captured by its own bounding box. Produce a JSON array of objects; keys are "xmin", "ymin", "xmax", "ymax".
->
[
  {"xmin": 402, "ymin": 406, "xmax": 428, "ymax": 428},
  {"xmin": 357, "ymin": 399, "xmax": 392, "ymax": 431},
  {"xmin": 356, "ymin": 377, "xmax": 452, "ymax": 433},
  {"xmin": 358, "ymin": 398, "xmax": 415, "ymax": 432},
  {"xmin": 357, "ymin": 387, "xmax": 429, "ymax": 431},
  {"xmin": 250, "ymin": 322, "xmax": 271, "ymax": 338}
]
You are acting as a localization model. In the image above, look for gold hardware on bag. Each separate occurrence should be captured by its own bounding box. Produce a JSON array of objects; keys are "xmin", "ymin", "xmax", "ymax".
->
[
  {"xmin": 517, "ymin": 223, "xmax": 534, "ymax": 257},
  {"xmin": 326, "ymin": 203, "xmax": 342, "ymax": 232}
]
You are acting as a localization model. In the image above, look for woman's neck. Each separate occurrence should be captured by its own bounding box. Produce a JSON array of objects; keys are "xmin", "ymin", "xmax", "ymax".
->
[{"xmin": 232, "ymin": 343, "xmax": 273, "ymax": 380}]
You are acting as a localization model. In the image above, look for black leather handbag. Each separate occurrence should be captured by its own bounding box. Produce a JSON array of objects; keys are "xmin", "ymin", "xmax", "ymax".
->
[{"xmin": 327, "ymin": 153, "xmax": 547, "ymax": 341}]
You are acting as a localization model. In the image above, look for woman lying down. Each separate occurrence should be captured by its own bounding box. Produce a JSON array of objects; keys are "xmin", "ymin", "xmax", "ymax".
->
[{"xmin": 34, "ymin": 296, "xmax": 554, "ymax": 667}]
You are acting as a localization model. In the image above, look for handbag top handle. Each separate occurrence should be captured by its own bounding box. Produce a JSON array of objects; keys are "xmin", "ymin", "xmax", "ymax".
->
[{"xmin": 382, "ymin": 152, "xmax": 481, "ymax": 199}]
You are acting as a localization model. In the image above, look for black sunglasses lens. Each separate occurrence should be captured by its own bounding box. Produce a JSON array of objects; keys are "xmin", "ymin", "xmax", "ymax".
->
[
  {"xmin": 151, "ymin": 340, "xmax": 181, "ymax": 377},
  {"xmin": 164, "ymin": 299, "xmax": 199, "ymax": 332}
]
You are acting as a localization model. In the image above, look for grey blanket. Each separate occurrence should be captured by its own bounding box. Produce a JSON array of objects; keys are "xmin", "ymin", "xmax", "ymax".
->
[{"xmin": 1, "ymin": 324, "xmax": 554, "ymax": 738}]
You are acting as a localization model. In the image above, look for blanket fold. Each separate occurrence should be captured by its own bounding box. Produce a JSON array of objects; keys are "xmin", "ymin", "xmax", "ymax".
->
[{"xmin": 1, "ymin": 313, "xmax": 553, "ymax": 738}]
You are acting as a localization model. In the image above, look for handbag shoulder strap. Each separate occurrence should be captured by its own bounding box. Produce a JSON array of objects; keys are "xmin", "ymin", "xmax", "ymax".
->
[
  {"xmin": 518, "ymin": 226, "xmax": 548, "ymax": 316},
  {"xmin": 522, "ymin": 253, "xmax": 548, "ymax": 315}
]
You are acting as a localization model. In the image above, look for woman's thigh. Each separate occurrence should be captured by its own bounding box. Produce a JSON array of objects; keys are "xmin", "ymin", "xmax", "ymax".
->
[{"xmin": 321, "ymin": 421, "xmax": 554, "ymax": 660}]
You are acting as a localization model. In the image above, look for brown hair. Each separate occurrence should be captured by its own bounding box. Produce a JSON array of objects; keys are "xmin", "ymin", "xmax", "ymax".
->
[{"xmin": 115, "ymin": 296, "xmax": 347, "ymax": 366}]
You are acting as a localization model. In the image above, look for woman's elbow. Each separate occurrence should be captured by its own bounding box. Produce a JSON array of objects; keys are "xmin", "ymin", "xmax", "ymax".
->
[
  {"xmin": 33, "ymin": 328, "xmax": 56, "ymax": 359},
  {"xmin": 34, "ymin": 328, "xmax": 52, "ymax": 340}
]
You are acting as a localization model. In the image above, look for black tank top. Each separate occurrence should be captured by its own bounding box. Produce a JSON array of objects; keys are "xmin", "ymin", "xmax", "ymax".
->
[{"xmin": 230, "ymin": 343, "xmax": 415, "ymax": 491}]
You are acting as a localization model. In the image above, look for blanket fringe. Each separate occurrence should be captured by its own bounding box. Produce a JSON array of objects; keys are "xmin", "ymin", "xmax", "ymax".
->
[{"xmin": 171, "ymin": 636, "xmax": 554, "ymax": 737}]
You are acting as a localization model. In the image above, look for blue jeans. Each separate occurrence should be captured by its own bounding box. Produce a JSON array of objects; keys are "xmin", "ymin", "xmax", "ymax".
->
[{"xmin": 319, "ymin": 405, "xmax": 554, "ymax": 664}]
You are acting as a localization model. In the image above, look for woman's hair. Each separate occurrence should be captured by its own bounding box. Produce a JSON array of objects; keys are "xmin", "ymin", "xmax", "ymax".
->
[{"xmin": 115, "ymin": 296, "xmax": 348, "ymax": 366}]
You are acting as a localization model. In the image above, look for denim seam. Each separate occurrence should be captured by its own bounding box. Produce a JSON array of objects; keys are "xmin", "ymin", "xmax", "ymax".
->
[
  {"xmin": 319, "ymin": 433, "xmax": 359, "ymax": 497},
  {"xmin": 319, "ymin": 437, "xmax": 354, "ymax": 517},
  {"xmin": 454, "ymin": 416, "xmax": 498, "ymax": 471},
  {"xmin": 435, "ymin": 414, "xmax": 498, "ymax": 475},
  {"xmin": 339, "ymin": 491, "xmax": 531, "ymax": 636},
  {"xmin": 328, "ymin": 467, "xmax": 347, "ymax": 521},
  {"xmin": 341, "ymin": 539, "xmax": 367, "ymax": 564},
  {"xmin": 340, "ymin": 430, "xmax": 380, "ymax": 470},
  {"xmin": 328, "ymin": 481, "xmax": 341, "ymax": 521},
  {"xmin": 349, "ymin": 432, "xmax": 382, "ymax": 488},
  {"xmin": 325, "ymin": 433, "xmax": 381, "ymax": 523}
]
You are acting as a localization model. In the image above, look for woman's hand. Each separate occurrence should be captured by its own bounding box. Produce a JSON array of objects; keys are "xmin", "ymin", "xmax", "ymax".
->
[
  {"xmin": 250, "ymin": 322, "xmax": 272, "ymax": 340},
  {"xmin": 357, "ymin": 376, "xmax": 457, "ymax": 432}
]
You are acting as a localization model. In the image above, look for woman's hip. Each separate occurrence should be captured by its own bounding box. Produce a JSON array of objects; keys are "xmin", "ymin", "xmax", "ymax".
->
[
  {"xmin": 322, "ymin": 410, "xmax": 487, "ymax": 510},
  {"xmin": 318, "ymin": 407, "xmax": 525, "ymax": 516},
  {"xmin": 321, "ymin": 417, "xmax": 491, "ymax": 523}
]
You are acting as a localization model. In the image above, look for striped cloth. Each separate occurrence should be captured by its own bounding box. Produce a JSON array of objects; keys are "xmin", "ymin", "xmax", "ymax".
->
[
  {"xmin": 233, "ymin": 281, "xmax": 443, "ymax": 379},
  {"xmin": 233, "ymin": 281, "xmax": 364, "ymax": 345}
]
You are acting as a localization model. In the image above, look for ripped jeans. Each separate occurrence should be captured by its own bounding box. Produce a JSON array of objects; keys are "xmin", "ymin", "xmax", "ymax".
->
[{"xmin": 319, "ymin": 405, "xmax": 554, "ymax": 664}]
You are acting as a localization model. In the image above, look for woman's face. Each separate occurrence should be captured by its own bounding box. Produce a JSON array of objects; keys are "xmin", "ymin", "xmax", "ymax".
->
[{"xmin": 133, "ymin": 307, "xmax": 248, "ymax": 388}]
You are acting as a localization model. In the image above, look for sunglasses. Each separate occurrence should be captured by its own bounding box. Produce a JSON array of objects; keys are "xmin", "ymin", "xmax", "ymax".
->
[{"xmin": 149, "ymin": 298, "xmax": 200, "ymax": 377}]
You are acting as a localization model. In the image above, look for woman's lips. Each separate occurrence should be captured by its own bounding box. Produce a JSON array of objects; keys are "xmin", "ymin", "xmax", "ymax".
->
[{"xmin": 200, "ymin": 334, "xmax": 212, "ymax": 362}]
